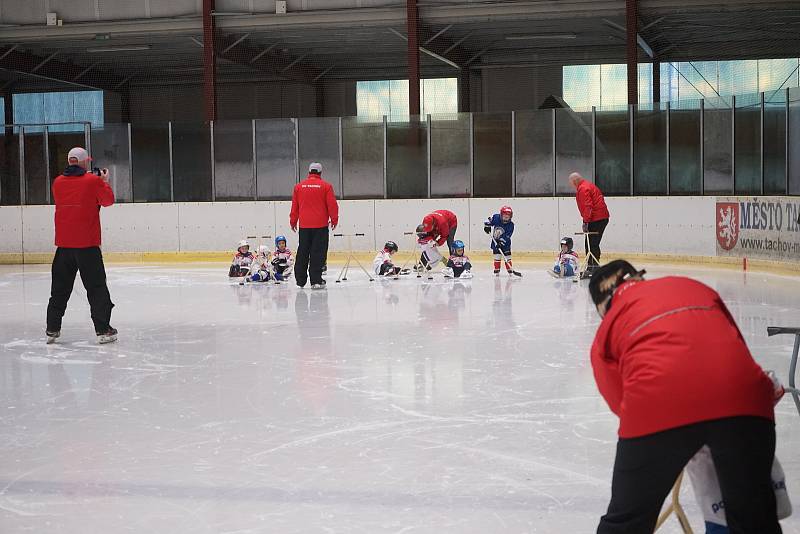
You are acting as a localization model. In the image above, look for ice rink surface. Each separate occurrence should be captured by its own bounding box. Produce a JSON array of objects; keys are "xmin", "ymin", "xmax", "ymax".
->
[{"xmin": 0, "ymin": 261, "xmax": 798, "ymax": 533}]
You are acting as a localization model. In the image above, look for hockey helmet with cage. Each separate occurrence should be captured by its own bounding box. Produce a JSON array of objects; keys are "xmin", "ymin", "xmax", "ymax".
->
[
  {"xmin": 258, "ymin": 244, "xmax": 270, "ymax": 256},
  {"xmin": 416, "ymin": 224, "xmax": 430, "ymax": 239},
  {"xmin": 275, "ymin": 235, "xmax": 287, "ymax": 248},
  {"xmin": 500, "ymin": 205, "xmax": 513, "ymax": 218},
  {"xmin": 237, "ymin": 239, "xmax": 250, "ymax": 252},
  {"xmin": 453, "ymin": 240, "xmax": 466, "ymax": 254},
  {"xmin": 560, "ymin": 237, "xmax": 573, "ymax": 250},
  {"xmin": 384, "ymin": 240, "xmax": 399, "ymax": 253}
]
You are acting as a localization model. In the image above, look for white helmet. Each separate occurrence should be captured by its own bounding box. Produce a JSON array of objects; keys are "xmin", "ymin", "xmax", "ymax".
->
[
  {"xmin": 237, "ymin": 239, "xmax": 249, "ymax": 250},
  {"xmin": 258, "ymin": 245, "xmax": 270, "ymax": 256}
]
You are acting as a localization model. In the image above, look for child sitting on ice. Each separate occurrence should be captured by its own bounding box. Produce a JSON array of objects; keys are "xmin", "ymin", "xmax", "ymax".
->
[
  {"xmin": 270, "ymin": 235, "xmax": 294, "ymax": 281},
  {"xmin": 552, "ymin": 237, "xmax": 579, "ymax": 278},
  {"xmin": 228, "ymin": 239, "xmax": 255, "ymax": 278},
  {"xmin": 373, "ymin": 241, "xmax": 403, "ymax": 276},
  {"xmin": 246, "ymin": 245, "xmax": 273, "ymax": 282},
  {"xmin": 444, "ymin": 240, "xmax": 473, "ymax": 279}
]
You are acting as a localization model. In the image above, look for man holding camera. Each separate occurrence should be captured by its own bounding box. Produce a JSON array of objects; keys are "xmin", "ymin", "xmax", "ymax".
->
[{"xmin": 46, "ymin": 147, "xmax": 117, "ymax": 344}]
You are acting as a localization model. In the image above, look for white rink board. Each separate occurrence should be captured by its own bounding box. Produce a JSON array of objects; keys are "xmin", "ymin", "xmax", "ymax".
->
[
  {"xmin": 179, "ymin": 202, "xmax": 275, "ymax": 252},
  {"xmin": 102, "ymin": 203, "xmax": 180, "ymax": 253},
  {"xmin": 0, "ymin": 206, "xmax": 22, "ymax": 253},
  {"xmin": 0, "ymin": 197, "xmax": 795, "ymax": 263},
  {"xmin": 642, "ymin": 197, "xmax": 716, "ymax": 256},
  {"xmin": 20, "ymin": 205, "xmax": 54, "ymax": 253}
]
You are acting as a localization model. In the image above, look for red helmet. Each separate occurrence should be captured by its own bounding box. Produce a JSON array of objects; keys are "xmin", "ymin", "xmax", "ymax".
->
[{"xmin": 500, "ymin": 205, "xmax": 513, "ymax": 218}]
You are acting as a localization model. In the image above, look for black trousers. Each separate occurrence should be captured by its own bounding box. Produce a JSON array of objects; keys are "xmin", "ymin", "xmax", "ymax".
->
[
  {"xmin": 586, "ymin": 218, "xmax": 609, "ymax": 267},
  {"xmin": 295, "ymin": 227, "xmax": 329, "ymax": 286},
  {"xmin": 446, "ymin": 224, "xmax": 457, "ymax": 255},
  {"xmin": 46, "ymin": 247, "xmax": 114, "ymax": 334},
  {"xmin": 598, "ymin": 416, "xmax": 780, "ymax": 534}
]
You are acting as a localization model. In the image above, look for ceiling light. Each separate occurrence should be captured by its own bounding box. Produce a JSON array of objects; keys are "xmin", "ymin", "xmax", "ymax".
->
[
  {"xmin": 505, "ymin": 34, "xmax": 577, "ymax": 41},
  {"xmin": 86, "ymin": 45, "xmax": 151, "ymax": 53}
]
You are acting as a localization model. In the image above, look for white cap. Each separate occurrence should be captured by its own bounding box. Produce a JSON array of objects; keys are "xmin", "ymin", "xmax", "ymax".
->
[
  {"xmin": 67, "ymin": 147, "xmax": 91, "ymax": 163},
  {"xmin": 309, "ymin": 162, "xmax": 323, "ymax": 174}
]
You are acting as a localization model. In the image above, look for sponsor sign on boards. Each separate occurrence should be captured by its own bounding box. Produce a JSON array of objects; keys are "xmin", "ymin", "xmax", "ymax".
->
[{"xmin": 715, "ymin": 197, "xmax": 800, "ymax": 262}]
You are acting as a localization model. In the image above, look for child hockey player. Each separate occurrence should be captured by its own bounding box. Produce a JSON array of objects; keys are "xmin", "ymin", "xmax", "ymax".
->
[
  {"xmin": 444, "ymin": 240, "xmax": 473, "ymax": 279},
  {"xmin": 553, "ymin": 237, "xmax": 579, "ymax": 278},
  {"xmin": 416, "ymin": 224, "xmax": 444, "ymax": 272},
  {"xmin": 270, "ymin": 235, "xmax": 294, "ymax": 281},
  {"xmin": 484, "ymin": 205, "xmax": 515, "ymax": 275},
  {"xmin": 245, "ymin": 245, "xmax": 272, "ymax": 283},
  {"xmin": 373, "ymin": 241, "xmax": 403, "ymax": 276},
  {"xmin": 228, "ymin": 239, "xmax": 255, "ymax": 278}
]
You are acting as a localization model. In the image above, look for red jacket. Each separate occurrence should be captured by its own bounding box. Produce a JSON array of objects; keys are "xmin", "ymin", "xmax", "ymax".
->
[
  {"xmin": 576, "ymin": 180, "xmax": 610, "ymax": 223},
  {"xmin": 52, "ymin": 166, "xmax": 115, "ymax": 248},
  {"xmin": 590, "ymin": 276, "xmax": 774, "ymax": 438},
  {"xmin": 290, "ymin": 174, "xmax": 339, "ymax": 229},
  {"xmin": 422, "ymin": 210, "xmax": 458, "ymax": 246}
]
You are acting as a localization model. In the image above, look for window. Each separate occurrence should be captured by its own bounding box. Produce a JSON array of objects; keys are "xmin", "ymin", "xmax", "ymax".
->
[
  {"xmin": 564, "ymin": 58, "xmax": 800, "ymax": 109},
  {"xmin": 356, "ymin": 78, "xmax": 458, "ymax": 120},
  {"xmin": 13, "ymin": 90, "xmax": 103, "ymax": 132}
]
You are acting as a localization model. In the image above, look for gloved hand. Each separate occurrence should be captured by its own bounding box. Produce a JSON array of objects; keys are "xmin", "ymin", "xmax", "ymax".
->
[
  {"xmin": 483, "ymin": 225, "xmax": 491, "ymax": 234},
  {"xmin": 582, "ymin": 222, "xmax": 589, "ymax": 233}
]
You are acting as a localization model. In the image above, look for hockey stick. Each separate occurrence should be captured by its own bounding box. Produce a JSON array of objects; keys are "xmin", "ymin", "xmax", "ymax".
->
[{"xmin": 492, "ymin": 228, "xmax": 522, "ymax": 277}]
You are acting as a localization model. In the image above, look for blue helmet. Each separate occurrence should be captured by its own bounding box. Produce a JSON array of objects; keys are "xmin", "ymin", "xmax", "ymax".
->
[
  {"xmin": 275, "ymin": 235, "xmax": 287, "ymax": 247},
  {"xmin": 453, "ymin": 240, "xmax": 465, "ymax": 251}
]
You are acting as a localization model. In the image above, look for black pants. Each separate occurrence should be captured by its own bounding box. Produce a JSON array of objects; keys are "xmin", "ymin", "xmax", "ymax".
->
[
  {"xmin": 446, "ymin": 224, "xmax": 457, "ymax": 255},
  {"xmin": 586, "ymin": 218, "xmax": 609, "ymax": 268},
  {"xmin": 46, "ymin": 247, "xmax": 114, "ymax": 334},
  {"xmin": 295, "ymin": 227, "xmax": 329, "ymax": 286},
  {"xmin": 598, "ymin": 416, "xmax": 780, "ymax": 534}
]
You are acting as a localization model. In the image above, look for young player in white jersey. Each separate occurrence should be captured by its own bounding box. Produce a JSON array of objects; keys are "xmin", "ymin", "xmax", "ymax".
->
[
  {"xmin": 228, "ymin": 239, "xmax": 255, "ymax": 278},
  {"xmin": 246, "ymin": 244, "xmax": 273, "ymax": 282},
  {"xmin": 373, "ymin": 241, "xmax": 402, "ymax": 276},
  {"xmin": 270, "ymin": 235, "xmax": 294, "ymax": 281},
  {"xmin": 552, "ymin": 236, "xmax": 579, "ymax": 278},
  {"xmin": 443, "ymin": 240, "xmax": 473, "ymax": 279}
]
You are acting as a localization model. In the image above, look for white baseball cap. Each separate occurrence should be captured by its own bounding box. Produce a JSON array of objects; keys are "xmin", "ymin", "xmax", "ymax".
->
[
  {"xmin": 67, "ymin": 147, "xmax": 91, "ymax": 162},
  {"xmin": 309, "ymin": 162, "xmax": 323, "ymax": 174}
]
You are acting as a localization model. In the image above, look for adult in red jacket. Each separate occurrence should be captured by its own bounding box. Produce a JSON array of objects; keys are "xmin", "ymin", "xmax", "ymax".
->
[
  {"xmin": 588, "ymin": 260, "xmax": 780, "ymax": 534},
  {"xmin": 569, "ymin": 173, "xmax": 610, "ymax": 274},
  {"xmin": 290, "ymin": 162, "xmax": 339, "ymax": 289},
  {"xmin": 421, "ymin": 209, "xmax": 458, "ymax": 253},
  {"xmin": 46, "ymin": 147, "xmax": 117, "ymax": 344}
]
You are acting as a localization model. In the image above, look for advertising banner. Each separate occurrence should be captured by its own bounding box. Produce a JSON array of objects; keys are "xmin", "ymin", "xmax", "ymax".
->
[{"xmin": 716, "ymin": 197, "xmax": 800, "ymax": 262}]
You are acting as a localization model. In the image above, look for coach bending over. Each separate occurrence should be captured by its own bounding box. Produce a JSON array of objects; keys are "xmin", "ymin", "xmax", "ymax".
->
[
  {"xmin": 290, "ymin": 162, "xmax": 339, "ymax": 289},
  {"xmin": 46, "ymin": 147, "xmax": 117, "ymax": 345},
  {"xmin": 589, "ymin": 260, "xmax": 781, "ymax": 534}
]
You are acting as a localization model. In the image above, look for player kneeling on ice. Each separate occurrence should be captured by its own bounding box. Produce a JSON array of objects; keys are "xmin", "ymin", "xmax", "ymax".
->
[
  {"xmin": 484, "ymin": 205, "xmax": 514, "ymax": 275},
  {"xmin": 686, "ymin": 371, "xmax": 792, "ymax": 534},
  {"xmin": 443, "ymin": 240, "xmax": 472, "ymax": 279},
  {"xmin": 416, "ymin": 225, "xmax": 444, "ymax": 272},
  {"xmin": 553, "ymin": 237, "xmax": 579, "ymax": 277},
  {"xmin": 245, "ymin": 245, "xmax": 273, "ymax": 283},
  {"xmin": 374, "ymin": 240, "xmax": 405, "ymax": 276},
  {"xmin": 229, "ymin": 240, "xmax": 255, "ymax": 278},
  {"xmin": 270, "ymin": 235, "xmax": 294, "ymax": 281}
]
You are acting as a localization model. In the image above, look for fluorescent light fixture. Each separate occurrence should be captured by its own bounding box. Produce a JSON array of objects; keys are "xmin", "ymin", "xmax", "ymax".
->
[
  {"xmin": 505, "ymin": 34, "xmax": 577, "ymax": 41},
  {"xmin": 86, "ymin": 45, "xmax": 151, "ymax": 53}
]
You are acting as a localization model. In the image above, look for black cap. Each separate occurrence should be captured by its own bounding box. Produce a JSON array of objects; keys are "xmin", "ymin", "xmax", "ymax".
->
[{"xmin": 588, "ymin": 259, "xmax": 640, "ymax": 306}]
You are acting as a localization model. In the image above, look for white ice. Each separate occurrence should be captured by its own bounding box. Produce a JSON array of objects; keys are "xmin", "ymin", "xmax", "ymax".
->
[{"xmin": 0, "ymin": 261, "xmax": 798, "ymax": 533}]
